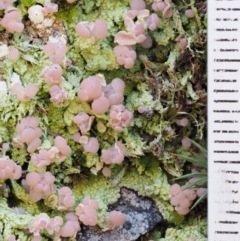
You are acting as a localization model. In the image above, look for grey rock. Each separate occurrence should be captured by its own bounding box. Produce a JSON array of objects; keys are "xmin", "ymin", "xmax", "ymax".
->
[{"xmin": 77, "ymin": 187, "xmax": 163, "ymax": 241}]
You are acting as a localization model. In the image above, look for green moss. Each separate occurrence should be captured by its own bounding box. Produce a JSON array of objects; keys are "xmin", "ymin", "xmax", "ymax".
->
[
  {"xmin": 159, "ymin": 218, "xmax": 207, "ymax": 241},
  {"xmin": 0, "ymin": 0, "xmax": 207, "ymax": 238},
  {"xmin": 119, "ymin": 165, "xmax": 174, "ymax": 220}
]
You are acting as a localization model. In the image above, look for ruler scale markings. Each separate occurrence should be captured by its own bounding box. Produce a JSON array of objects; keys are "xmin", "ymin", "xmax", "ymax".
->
[{"xmin": 209, "ymin": 1, "xmax": 240, "ymax": 240}]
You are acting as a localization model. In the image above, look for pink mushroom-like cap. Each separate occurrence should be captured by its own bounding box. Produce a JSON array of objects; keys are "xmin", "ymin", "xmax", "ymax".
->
[
  {"xmin": 91, "ymin": 96, "xmax": 110, "ymax": 114},
  {"xmin": 108, "ymin": 211, "xmax": 126, "ymax": 227},
  {"xmin": 75, "ymin": 22, "xmax": 91, "ymax": 38},
  {"xmin": 0, "ymin": 0, "xmax": 16, "ymax": 10},
  {"xmin": 27, "ymin": 138, "xmax": 42, "ymax": 153},
  {"xmin": 188, "ymin": 237, "xmax": 196, "ymax": 241},
  {"xmin": 83, "ymin": 196, "xmax": 99, "ymax": 210},
  {"xmin": 141, "ymin": 36, "xmax": 152, "ymax": 48},
  {"xmin": 176, "ymin": 118, "xmax": 189, "ymax": 127},
  {"xmin": 24, "ymin": 84, "xmax": 39, "ymax": 99},
  {"xmin": 179, "ymin": 198, "xmax": 191, "ymax": 209},
  {"xmin": 0, "ymin": 10, "xmax": 24, "ymax": 33},
  {"xmin": 175, "ymin": 206, "xmax": 190, "ymax": 215},
  {"xmin": 83, "ymin": 137, "xmax": 99, "ymax": 154},
  {"xmin": 43, "ymin": 64, "xmax": 63, "ymax": 85},
  {"xmin": 182, "ymin": 137, "xmax": 191, "ymax": 150},
  {"xmin": 11, "ymin": 83, "xmax": 39, "ymax": 102},
  {"xmin": 152, "ymin": 2, "xmax": 166, "ymax": 12},
  {"xmin": 54, "ymin": 136, "xmax": 71, "ymax": 156},
  {"xmin": 137, "ymin": 105, "xmax": 147, "ymax": 113},
  {"xmin": 43, "ymin": 42, "xmax": 68, "ymax": 64},
  {"xmin": 130, "ymin": 0, "xmax": 146, "ymax": 11},
  {"xmin": 185, "ymin": 9, "xmax": 195, "ymax": 18},
  {"xmin": 25, "ymin": 172, "xmax": 41, "ymax": 187},
  {"xmin": 8, "ymin": 47, "xmax": 19, "ymax": 61},
  {"xmin": 92, "ymin": 19, "xmax": 108, "ymax": 40},
  {"xmin": 146, "ymin": 14, "xmax": 160, "ymax": 31},
  {"xmin": 169, "ymin": 184, "xmax": 182, "ymax": 196},
  {"xmin": 78, "ymin": 75, "xmax": 105, "ymax": 102},
  {"xmin": 113, "ymin": 45, "xmax": 137, "ymax": 69},
  {"xmin": 114, "ymin": 31, "xmax": 139, "ymax": 46},
  {"xmin": 43, "ymin": 2, "xmax": 58, "ymax": 14},
  {"xmin": 162, "ymin": 0, "xmax": 173, "ymax": 18},
  {"xmin": 111, "ymin": 78, "xmax": 125, "ymax": 93},
  {"xmin": 178, "ymin": 38, "xmax": 188, "ymax": 50},
  {"xmin": 58, "ymin": 186, "xmax": 72, "ymax": 196},
  {"xmin": 60, "ymin": 220, "xmax": 78, "ymax": 237},
  {"xmin": 2, "ymin": 143, "xmax": 10, "ymax": 153},
  {"xmin": 102, "ymin": 167, "xmax": 111, "ymax": 177},
  {"xmin": 197, "ymin": 188, "xmax": 207, "ymax": 198}
]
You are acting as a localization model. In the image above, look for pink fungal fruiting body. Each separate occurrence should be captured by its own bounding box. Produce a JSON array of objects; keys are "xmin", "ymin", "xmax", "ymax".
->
[
  {"xmin": 11, "ymin": 83, "xmax": 39, "ymax": 102},
  {"xmin": 169, "ymin": 183, "xmax": 196, "ymax": 215},
  {"xmin": 138, "ymin": 105, "xmax": 147, "ymax": 113},
  {"xmin": 47, "ymin": 216, "xmax": 63, "ymax": 235},
  {"xmin": 8, "ymin": 46, "xmax": 20, "ymax": 61},
  {"xmin": 14, "ymin": 116, "xmax": 42, "ymax": 153},
  {"xmin": 113, "ymin": 46, "xmax": 137, "ymax": 69},
  {"xmin": 72, "ymin": 133, "xmax": 99, "ymax": 154},
  {"xmin": 75, "ymin": 196, "xmax": 99, "ymax": 226},
  {"xmin": 177, "ymin": 37, "xmax": 188, "ymax": 50},
  {"xmin": 42, "ymin": 2, "xmax": 58, "ymax": 15},
  {"xmin": 75, "ymin": 19, "xmax": 108, "ymax": 40},
  {"xmin": 43, "ymin": 42, "xmax": 68, "ymax": 64},
  {"xmin": 185, "ymin": 9, "xmax": 195, "ymax": 18},
  {"xmin": 152, "ymin": 0, "xmax": 173, "ymax": 18},
  {"xmin": 0, "ymin": 8, "xmax": 24, "ymax": 33},
  {"xmin": 29, "ymin": 213, "xmax": 64, "ymax": 240},
  {"xmin": 146, "ymin": 14, "xmax": 160, "ymax": 30},
  {"xmin": 31, "ymin": 136, "xmax": 71, "ymax": 167},
  {"xmin": 0, "ymin": 0, "xmax": 16, "ymax": 10},
  {"xmin": 103, "ymin": 78, "xmax": 125, "ymax": 106},
  {"xmin": 102, "ymin": 166, "xmax": 111, "ymax": 177},
  {"xmin": 182, "ymin": 137, "xmax": 191, "ymax": 150},
  {"xmin": 41, "ymin": 64, "xmax": 63, "ymax": 86},
  {"xmin": 106, "ymin": 210, "xmax": 126, "ymax": 229},
  {"xmin": 140, "ymin": 36, "xmax": 152, "ymax": 48},
  {"xmin": 169, "ymin": 178, "xmax": 206, "ymax": 216},
  {"xmin": 73, "ymin": 112, "xmax": 95, "ymax": 134},
  {"xmin": 58, "ymin": 212, "xmax": 80, "ymax": 238},
  {"xmin": 176, "ymin": 118, "xmax": 189, "ymax": 127},
  {"xmin": 50, "ymin": 85, "xmax": 67, "ymax": 105},
  {"xmin": 31, "ymin": 149, "xmax": 51, "ymax": 168},
  {"xmin": 49, "ymin": 136, "xmax": 71, "ymax": 162},
  {"xmin": 101, "ymin": 142, "xmax": 126, "ymax": 165},
  {"xmin": 114, "ymin": 31, "xmax": 143, "ymax": 46},
  {"xmin": 0, "ymin": 157, "xmax": 22, "ymax": 180},
  {"xmin": 130, "ymin": 0, "xmax": 146, "ymax": 11},
  {"xmin": 23, "ymin": 171, "xmax": 55, "ymax": 202},
  {"xmin": 124, "ymin": 16, "xmax": 147, "ymax": 43},
  {"xmin": 78, "ymin": 74, "xmax": 112, "ymax": 114},
  {"xmin": 29, "ymin": 213, "xmax": 51, "ymax": 239},
  {"xmin": 82, "ymin": 136, "xmax": 99, "ymax": 154},
  {"xmin": 78, "ymin": 74, "xmax": 106, "ymax": 102},
  {"xmin": 109, "ymin": 104, "xmax": 133, "ymax": 132},
  {"xmin": 91, "ymin": 96, "xmax": 110, "ymax": 114},
  {"xmin": 58, "ymin": 186, "xmax": 75, "ymax": 211}
]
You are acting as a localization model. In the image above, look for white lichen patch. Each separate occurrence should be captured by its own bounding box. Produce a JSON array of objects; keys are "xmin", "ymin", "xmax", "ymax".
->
[
  {"xmin": 10, "ymin": 72, "xmax": 22, "ymax": 87},
  {"xmin": 0, "ymin": 44, "xmax": 9, "ymax": 58}
]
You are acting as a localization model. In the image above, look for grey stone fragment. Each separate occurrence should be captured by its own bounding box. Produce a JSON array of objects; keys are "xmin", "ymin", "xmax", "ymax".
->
[{"xmin": 77, "ymin": 187, "xmax": 162, "ymax": 241}]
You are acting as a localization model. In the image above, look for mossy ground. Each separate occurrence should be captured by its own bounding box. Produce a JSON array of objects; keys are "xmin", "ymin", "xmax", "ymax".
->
[{"xmin": 0, "ymin": 0, "xmax": 207, "ymax": 240}]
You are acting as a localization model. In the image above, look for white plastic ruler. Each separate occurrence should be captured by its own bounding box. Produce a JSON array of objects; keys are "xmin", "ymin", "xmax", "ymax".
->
[{"xmin": 208, "ymin": 1, "xmax": 240, "ymax": 240}]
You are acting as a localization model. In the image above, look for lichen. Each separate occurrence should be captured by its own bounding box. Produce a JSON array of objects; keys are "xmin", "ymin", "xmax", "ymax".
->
[{"xmin": 0, "ymin": 0, "xmax": 207, "ymax": 239}]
